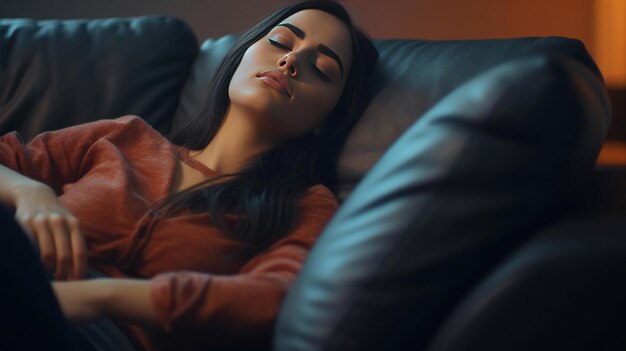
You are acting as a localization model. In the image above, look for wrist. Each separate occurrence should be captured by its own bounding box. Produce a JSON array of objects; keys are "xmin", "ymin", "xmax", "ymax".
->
[
  {"xmin": 12, "ymin": 181, "xmax": 53, "ymax": 205},
  {"xmin": 91, "ymin": 279, "xmax": 118, "ymax": 317},
  {"xmin": 0, "ymin": 165, "xmax": 51, "ymax": 207},
  {"xmin": 95, "ymin": 279, "xmax": 159, "ymax": 327},
  {"xmin": 52, "ymin": 279, "xmax": 115, "ymax": 324}
]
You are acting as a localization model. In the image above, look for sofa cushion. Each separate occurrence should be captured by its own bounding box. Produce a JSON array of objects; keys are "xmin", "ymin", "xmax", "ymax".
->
[
  {"xmin": 0, "ymin": 16, "xmax": 197, "ymax": 139},
  {"xmin": 336, "ymin": 37, "xmax": 605, "ymax": 200},
  {"xmin": 274, "ymin": 54, "xmax": 610, "ymax": 350},
  {"xmin": 172, "ymin": 35, "xmax": 238, "ymax": 131}
]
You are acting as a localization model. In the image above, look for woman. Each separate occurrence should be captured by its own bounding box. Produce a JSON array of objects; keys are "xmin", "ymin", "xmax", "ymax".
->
[{"xmin": 0, "ymin": 0, "xmax": 378, "ymax": 350}]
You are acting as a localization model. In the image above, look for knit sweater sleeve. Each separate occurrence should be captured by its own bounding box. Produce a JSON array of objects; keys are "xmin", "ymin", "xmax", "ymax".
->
[
  {"xmin": 0, "ymin": 115, "xmax": 145, "ymax": 194},
  {"xmin": 149, "ymin": 184, "xmax": 339, "ymax": 348}
]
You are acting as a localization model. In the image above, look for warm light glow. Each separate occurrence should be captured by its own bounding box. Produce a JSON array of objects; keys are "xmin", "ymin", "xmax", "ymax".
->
[
  {"xmin": 594, "ymin": 0, "xmax": 626, "ymax": 87},
  {"xmin": 596, "ymin": 141, "xmax": 626, "ymax": 165}
]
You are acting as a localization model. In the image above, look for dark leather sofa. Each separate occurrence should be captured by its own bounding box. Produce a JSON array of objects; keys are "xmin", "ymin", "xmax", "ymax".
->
[{"xmin": 1, "ymin": 16, "xmax": 625, "ymax": 351}]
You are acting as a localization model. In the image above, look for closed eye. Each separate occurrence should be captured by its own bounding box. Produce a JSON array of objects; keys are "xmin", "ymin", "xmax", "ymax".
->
[
  {"xmin": 268, "ymin": 38, "xmax": 333, "ymax": 83},
  {"xmin": 268, "ymin": 38, "xmax": 291, "ymax": 51},
  {"xmin": 311, "ymin": 65, "xmax": 331, "ymax": 82}
]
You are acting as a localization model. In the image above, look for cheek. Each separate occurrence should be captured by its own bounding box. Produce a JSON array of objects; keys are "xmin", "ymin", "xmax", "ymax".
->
[
  {"xmin": 228, "ymin": 44, "xmax": 269, "ymax": 97},
  {"xmin": 238, "ymin": 44, "xmax": 265, "ymax": 74},
  {"xmin": 229, "ymin": 53, "xmax": 253, "ymax": 94}
]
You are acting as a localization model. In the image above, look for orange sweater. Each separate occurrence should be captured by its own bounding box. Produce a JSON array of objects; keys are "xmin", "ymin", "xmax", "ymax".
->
[{"xmin": 0, "ymin": 116, "xmax": 338, "ymax": 350}]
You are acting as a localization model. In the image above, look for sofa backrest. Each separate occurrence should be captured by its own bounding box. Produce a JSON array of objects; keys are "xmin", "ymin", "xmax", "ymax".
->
[{"xmin": 0, "ymin": 16, "xmax": 197, "ymax": 139}]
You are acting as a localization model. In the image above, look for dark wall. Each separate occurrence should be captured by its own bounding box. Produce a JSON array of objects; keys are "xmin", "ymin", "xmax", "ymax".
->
[
  {"xmin": 0, "ymin": 0, "xmax": 593, "ymax": 44},
  {"xmin": 0, "ymin": 0, "xmax": 291, "ymax": 40}
]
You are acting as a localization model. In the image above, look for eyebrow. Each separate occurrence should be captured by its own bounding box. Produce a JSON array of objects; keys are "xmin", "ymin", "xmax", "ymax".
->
[{"xmin": 276, "ymin": 23, "xmax": 344, "ymax": 78}]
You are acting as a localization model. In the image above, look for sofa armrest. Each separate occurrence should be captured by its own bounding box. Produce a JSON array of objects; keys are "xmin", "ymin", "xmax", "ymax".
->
[{"xmin": 428, "ymin": 216, "xmax": 626, "ymax": 351}]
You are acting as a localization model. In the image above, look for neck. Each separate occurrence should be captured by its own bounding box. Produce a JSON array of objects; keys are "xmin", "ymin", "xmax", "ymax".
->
[{"xmin": 192, "ymin": 104, "xmax": 277, "ymax": 174}]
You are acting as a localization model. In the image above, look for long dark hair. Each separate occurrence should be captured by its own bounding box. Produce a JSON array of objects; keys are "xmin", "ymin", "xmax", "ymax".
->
[{"xmin": 164, "ymin": 0, "xmax": 379, "ymax": 255}]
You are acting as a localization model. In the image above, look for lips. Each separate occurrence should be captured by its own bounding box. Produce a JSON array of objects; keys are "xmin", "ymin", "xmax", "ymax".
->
[{"xmin": 257, "ymin": 70, "xmax": 292, "ymax": 98}]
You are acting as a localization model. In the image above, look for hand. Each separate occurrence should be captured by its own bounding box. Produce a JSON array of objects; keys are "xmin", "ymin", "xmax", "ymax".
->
[{"xmin": 13, "ymin": 183, "xmax": 87, "ymax": 281}]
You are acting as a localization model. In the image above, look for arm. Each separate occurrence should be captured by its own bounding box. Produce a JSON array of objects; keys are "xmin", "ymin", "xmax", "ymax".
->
[
  {"xmin": 0, "ymin": 116, "xmax": 141, "ymax": 280},
  {"xmin": 52, "ymin": 278, "xmax": 160, "ymax": 328},
  {"xmin": 0, "ymin": 164, "xmax": 47, "ymax": 208},
  {"xmin": 148, "ymin": 185, "xmax": 339, "ymax": 348},
  {"xmin": 0, "ymin": 128, "xmax": 91, "ymax": 281},
  {"xmin": 0, "ymin": 164, "xmax": 87, "ymax": 280},
  {"xmin": 55, "ymin": 185, "xmax": 337, "ymax": 348}
]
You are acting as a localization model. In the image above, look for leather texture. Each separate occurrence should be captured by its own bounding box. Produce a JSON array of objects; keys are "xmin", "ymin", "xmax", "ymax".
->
[
  {"xmin": 427, "ymin": 216, "xmax": 626, "ymax": 351},
  {"xmin": 336, "ymin": 37, "xmax": 604, "ymax": 201},
  {"xmin": 273, "ymin": 48, "xmax": 611, "ymax": 350},
  {"xmin": 172, "ymin": 34, "xmax": 238, "ymax": 132},
  {"xmin": 578, "ymin": 166, "xmax": 626, "ymax": 215},
  {"xmin": 0, "ymin": 16, "xmax": 197, "ymax": 139}
]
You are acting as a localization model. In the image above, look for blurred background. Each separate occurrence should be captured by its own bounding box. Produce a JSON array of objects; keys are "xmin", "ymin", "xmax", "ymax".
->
[{"xmin": 1, "ymin": 0, "xmax": 624, "ymax": 164}]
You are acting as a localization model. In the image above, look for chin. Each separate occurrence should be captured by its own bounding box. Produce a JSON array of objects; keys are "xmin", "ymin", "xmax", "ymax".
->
[{"xmin": 232, "ymin": 87, "xmax": 284, "ymax": 111}]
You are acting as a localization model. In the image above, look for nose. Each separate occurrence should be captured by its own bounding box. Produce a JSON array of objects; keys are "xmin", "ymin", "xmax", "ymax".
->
[{"xmin": 277, "ymin": 52, "xmax": 297, "ymax": 77}]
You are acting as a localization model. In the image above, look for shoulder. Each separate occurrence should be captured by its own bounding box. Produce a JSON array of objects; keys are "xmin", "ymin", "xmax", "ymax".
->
[
  {"xmin": 40, "ymin": 115, "xmax": 152, "ymax": 139},
  {"xmin": 69, "ymin": 115, "xmax": 164, "ymax": 143},
  {"xmin": 27, "ymin": 115, "xmax": 169, "ymax": 156},
  {"xmin": 104, "ymin": 115, "xmax": 160, "ymax": 136},
  {"xmin": 96, "ymin": 115, "xmax": 154, "ymax": 132},
  {"xmin": 64, "ymin": 115, "xmax": 148, "ymax": 129},
  {"xmin": 9, "ymin": 115, "xmax": 155, "ymax": 148}
]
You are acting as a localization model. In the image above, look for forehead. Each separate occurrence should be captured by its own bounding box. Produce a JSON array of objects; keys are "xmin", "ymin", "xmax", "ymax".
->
[{"xmin": 278, "ymin": 9, "xmax": 352, "ymax": 68}]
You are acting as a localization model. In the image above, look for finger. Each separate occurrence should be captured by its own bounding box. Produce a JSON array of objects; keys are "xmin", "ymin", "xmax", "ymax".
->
[
  {"xmin": 68, "ymin": 217, "xmax": 87, "ymax": 280},
  {"xmin": 49, "ymin": 213, "xmax": 72, "ymax": 281},
  {"xmin": 14, "ymin": 214, "xmax": 38, "ymax": 247},
  {"xmin": 31, "ymin": 213, "xmax": 56, "ymax": 273}
]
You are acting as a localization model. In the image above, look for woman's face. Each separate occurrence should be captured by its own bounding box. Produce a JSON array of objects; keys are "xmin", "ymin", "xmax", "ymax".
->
[{"xmin": 229, "ymin": 9, "xmax": 353, "ymax": 141}]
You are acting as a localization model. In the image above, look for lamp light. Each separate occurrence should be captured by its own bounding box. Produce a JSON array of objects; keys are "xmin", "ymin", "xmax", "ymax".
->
[{"xmin": 594, "ymin": 0, "xmax": 626, "ymax": 87}]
